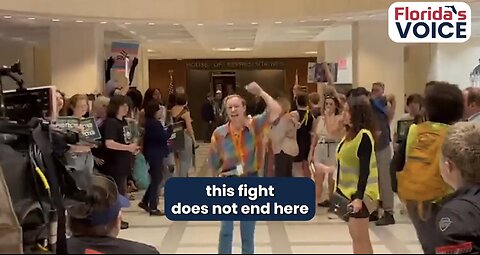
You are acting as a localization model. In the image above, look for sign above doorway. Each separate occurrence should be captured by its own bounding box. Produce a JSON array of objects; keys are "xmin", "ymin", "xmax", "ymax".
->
[{"xmin": 186, "ymin": 60, "xmax": 286, "ymax": 70}]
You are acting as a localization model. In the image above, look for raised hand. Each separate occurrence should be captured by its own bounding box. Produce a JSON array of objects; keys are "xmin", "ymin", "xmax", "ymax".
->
[{"xmin": 245, "ymin": 82, "xmax": 263, "ymax": 96}]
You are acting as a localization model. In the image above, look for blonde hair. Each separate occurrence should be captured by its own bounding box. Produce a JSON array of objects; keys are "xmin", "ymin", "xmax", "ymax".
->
[
  {"xmin": 92, "ymin": 96, "xmax": 110, "ymax": 116},
  {"xmin": 277, "ymin": 97, "xmax": 291, "ymax": 114},
  {"xmin": 442, "ymin": 122, "xmax": 480, "ymax": 184},
  {"xmin": 69, "ymin": 94, "xmax": 89, "ymax": 111}
]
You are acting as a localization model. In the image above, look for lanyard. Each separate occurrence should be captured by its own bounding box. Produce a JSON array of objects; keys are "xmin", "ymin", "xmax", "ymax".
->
[{"xmin": 228, "ymin": 122, "xmax": 257, "ymax": 170}]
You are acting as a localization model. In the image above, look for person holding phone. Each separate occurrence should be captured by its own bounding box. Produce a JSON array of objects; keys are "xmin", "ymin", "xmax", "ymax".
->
[{"xmin": 333, "ymin": 95, "xmax": 380, "ymax": 254}]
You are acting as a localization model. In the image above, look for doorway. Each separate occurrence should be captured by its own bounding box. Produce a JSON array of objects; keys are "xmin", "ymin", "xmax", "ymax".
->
[{"xmin": 212, "ymin": 72, "xmax": 236, "ymax": 99}]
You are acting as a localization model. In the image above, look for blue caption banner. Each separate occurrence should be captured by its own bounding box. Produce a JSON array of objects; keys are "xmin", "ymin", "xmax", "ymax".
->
[{"xmin": 164, "ymin": 177, "xmax": 316, "ymax": 221}]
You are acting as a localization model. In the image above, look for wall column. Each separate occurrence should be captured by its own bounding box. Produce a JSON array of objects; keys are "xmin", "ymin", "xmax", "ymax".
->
[
  {"xmin": 50, "ymin": 25, "xmax": 104, "ymax": 97},
  {"xmin": 352, "ymin": 21, "xmax": 405, "ymax": 122}
]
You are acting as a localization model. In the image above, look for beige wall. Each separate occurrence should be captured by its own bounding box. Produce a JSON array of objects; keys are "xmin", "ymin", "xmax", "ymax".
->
[
  {"xmin": 50, "ymin": 26, "xmax": 104, "ymax": 97},
  {"xmin": 403, "ymin": 44, "xmax": 432, "ymax": 97},
  {"xmin": 352, "ymin": 20, "xmax": 405, "ymax": 123}
]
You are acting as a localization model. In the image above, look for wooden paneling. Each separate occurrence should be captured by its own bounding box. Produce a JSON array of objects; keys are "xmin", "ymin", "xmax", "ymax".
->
[
  {"xmin": 148, "ymin": 59, "xmax": 187, "ymax": 98},
  {"xmin": 148, "ymin": 57, "xmax": 317, "ymax": 97}
]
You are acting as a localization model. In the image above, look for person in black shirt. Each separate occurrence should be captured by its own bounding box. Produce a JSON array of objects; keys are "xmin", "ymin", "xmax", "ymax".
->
[
  {"xmin": 432, "ymin": 122, "xmax": 480, "ymax": 254},
  {"xmin": 101, "ymin": 95, "xmax": 141, "ymax": 229},
  {"xmin": 67, "ymin": 174, "xmax": 159, "ymax": 254}
]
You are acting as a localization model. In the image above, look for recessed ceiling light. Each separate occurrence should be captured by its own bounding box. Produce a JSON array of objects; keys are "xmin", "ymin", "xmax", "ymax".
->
[
  {"xmin": 52, "ymin": 18, "xmax": 60, "ymax": 22},
  {"xmin": 124, "ymin": 22, "xmax": 131, "ymax": 25},
  {"xmin": 100, "ymin": 21, "xmax": 108, "ymax": 24},
  {"xmin": 304, "ymin": 51, "xmax": 318, "ymax": 54},
  {"xmin": 299, "ymin": 20, "xmax": 306, "ymax": 23},
  {"xmin": 173, "ymin": 23, "xmax": 180, "ymax": 26},
  {"xmin": 347, "ymin": 17, "xmax": 353, "ymax": 20},
  {"xmin": 3, "ymin": 15, "xmax": 12, "ymax": 19},
  {"xmin": 368, "ymin": 14, "xmax": 376, "ymax": 18},
  {"xmin": 27, "ymin": 17, "xmax": 36, "ymax": 20},
  {"xmin": 323, "ymin": 18, "xmax": 330, "ymax": 21},
  {"xmin": 213, "ymin": 47, "xmax": 252, "ymax": 52},
  {"xmin": 274, "ymin": 21, "xmax": 282, "ymax": 24},
  {"xmin": 129, "ymin": 30, "xmax": 136, "ymax": 34},
  {"xmin": 147, "ymin": 49, "xmax": 155, "ymax": 52},
  {"xmin": 251, "ymin": 22, "xmax": 258, "ymax": 25},
  {"xmin": 227, "ymin": 23, "xmax": 234, "ymax": 26},
  {"xmin": 197, "ymin": 23, "xmax": 204, "ymax": 26},
  {"xmin": 148, "ymin": 22, "xmax": 155, "ymax": 25},
  {"xmin": 75, "ymin": 20, "xmax": 84, "ymax": 23},
  {"xmin": 147, "ymin": 39, "xmax": 153, "ymax": 42}
]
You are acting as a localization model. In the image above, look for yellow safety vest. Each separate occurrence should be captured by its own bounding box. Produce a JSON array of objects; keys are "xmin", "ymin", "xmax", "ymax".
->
[{"xmin": 336, "ymin": 129, "xmax": 380, "ymax": 201}]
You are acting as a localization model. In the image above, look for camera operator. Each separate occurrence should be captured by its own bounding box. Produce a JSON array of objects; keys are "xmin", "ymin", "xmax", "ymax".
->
[
  {"xmin": 67, "ymin": 174, "xmax": 159, "ymax": 254},
  {"xmin": 100, "ymin": 95, "xmax": 140, "ymax": 230}
]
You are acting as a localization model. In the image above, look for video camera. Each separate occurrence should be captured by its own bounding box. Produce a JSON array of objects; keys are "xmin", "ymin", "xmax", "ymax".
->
[{"xmin": 0, "ymin": 61, "xmax": 92, "ymax": 254}]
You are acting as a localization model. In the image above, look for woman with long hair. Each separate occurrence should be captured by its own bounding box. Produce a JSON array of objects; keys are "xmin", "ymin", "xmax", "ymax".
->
[
  {"xmin": 170, "ymin": 93, "xmax": 196, "ymax": 177},
  {"xmin": 333, "ymin": 95, "xmax": 379, "ymax": 254},
  {"xmin": 309, "ymin": 94, "xmax": 343, "ymax": 212}
]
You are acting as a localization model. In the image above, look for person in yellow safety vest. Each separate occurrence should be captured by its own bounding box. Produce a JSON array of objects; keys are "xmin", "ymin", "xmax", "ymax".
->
[
  {"xmin": 390, "ymin": 81, "xmax": 464, "ymax": 254},
  {"xmin": 335, "ymin": 95, "xmax": 380, "ymax": 254}
]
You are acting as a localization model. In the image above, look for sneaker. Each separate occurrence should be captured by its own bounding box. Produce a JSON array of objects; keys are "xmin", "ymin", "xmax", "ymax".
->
[
  {"xmin": 375, "ymin": 212, "xmax": 396, "ymax": 226},
  {"xmin": 150, "ymin": 209, "xmax": 165, "ymax": 216},
  {"xmin": 121, "ymin": 221, "xmax": 129, "ymax": 230}
]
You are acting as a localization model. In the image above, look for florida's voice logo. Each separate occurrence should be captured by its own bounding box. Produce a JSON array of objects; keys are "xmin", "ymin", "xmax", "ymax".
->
[{"xmin": 388, "ymin": 2, "xmax": 471, "ymax": 43}]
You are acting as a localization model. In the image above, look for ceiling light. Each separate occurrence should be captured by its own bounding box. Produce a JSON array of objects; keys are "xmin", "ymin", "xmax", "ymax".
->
[
  {"xmin": 347, "ymin": 17, "xmax": 353, "ymax": 20},
  {"xmin": 299, "ymin": 20, "xmax": 306, "ymax": 23},
  {"xmin": 75, "ymin": 20, "xmax": 84, "ymax": 23},
  {"xmin": 274, "ymin": 21, "xmax": 282, "ymax": 24},
  {"xmin": 323, "ymin": 18, "xmax": 330, "ymax": 21},
  {"xmin": 251, "ymin": 22, "xmax": 258, "ymax": 25},
  {"xmin": 197, "ymin": 23, "xmax": 204, "ymax": 26},
  {"xmin": 100, "ymin": 21, "xmax": 108, "ymax": 24},
  {"xmin": 3, "ymin": 15, "xmax": 12, "ymax": 19},
  {"xmin": 170, "ymin": 40, "xmax": 183, "ymax": 43},
  {"xmin": 304, "ymin": 51, "xmax": 318, "ymax": 54},
  {"xmin": 148, "ymin": 22, "xmax": 155, "ymax": 25},
  {"xmin": 213, "ymin": 47, "xmax": 252, "ymax": 52},
  {"xmin": 52, "ymin": 18, "xmax": 60, "ymax": 22},
  {"xmin": 11, "ymin": 37, "xmax": 23, "ymax": 41},
  {"xmin": 147, "ymin": 49, "xmax": 155, "ymax": 52},
  {"xmin": 368, "ymin": 14, "xmax": 377, "ymax": 18},
  {"xmin": 27, "ymin": 17, "xmax": 36, "ymax": 20},
  {"xmin": 173, "ymin": 23, "xmax": 180, "ymax": 26},
  {"xmin": 227, "ymin": 23, "xmax": 234, "ymax": 26},
  {"xmin": 124, "ymin": 22, "xmax": 131, "ymax": 25},
  {"xmin": 147, "ymin": 39, "xmax": 153, "ymax": 42},
  {"xmin": 129, "ymin": 30, "xmax": 136, "ymax": 34}
]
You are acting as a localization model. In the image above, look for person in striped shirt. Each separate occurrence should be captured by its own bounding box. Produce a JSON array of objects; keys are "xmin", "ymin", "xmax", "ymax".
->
[{"xmin": 208, "ymin": 82, "xmax": 281, "ymax": 254}]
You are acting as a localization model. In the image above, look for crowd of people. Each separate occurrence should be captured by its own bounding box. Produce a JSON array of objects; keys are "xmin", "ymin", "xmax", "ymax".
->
[
  {"xmin": 207, "ymin": 81, "xmax": 480, "ymax": 254},
  {"xmin": 55, "ymin": 79, "xmax": 480, "ymax": 254}
]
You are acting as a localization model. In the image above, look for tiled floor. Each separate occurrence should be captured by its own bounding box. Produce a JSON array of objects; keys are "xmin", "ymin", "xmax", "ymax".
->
[{"xmin": 119, "ymin": 143, "xmax": 424, "ymax": 254}]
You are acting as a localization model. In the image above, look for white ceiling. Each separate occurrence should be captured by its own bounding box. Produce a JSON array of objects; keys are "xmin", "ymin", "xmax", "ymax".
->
[{"xmin": 0, "ymin": 0, "xmax": 479, "ymax": 59}]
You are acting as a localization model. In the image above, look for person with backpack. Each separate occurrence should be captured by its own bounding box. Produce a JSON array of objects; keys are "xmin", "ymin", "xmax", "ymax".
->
[
  {"xmin": 432, "ymin": 122, "xmax": 480, "ymax": 254},
  {"xmin": 391, "ymin": 81, "xmax": 464, "ymax": 254}
]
